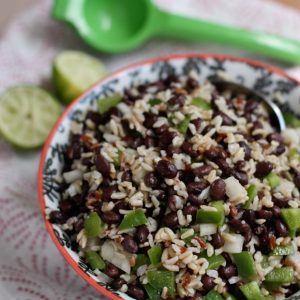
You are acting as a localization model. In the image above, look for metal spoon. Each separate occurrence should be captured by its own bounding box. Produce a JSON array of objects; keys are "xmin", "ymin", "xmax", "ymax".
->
[{"xmin": 212, "ymin": 80, "xmax": 286, "ymax": 132}]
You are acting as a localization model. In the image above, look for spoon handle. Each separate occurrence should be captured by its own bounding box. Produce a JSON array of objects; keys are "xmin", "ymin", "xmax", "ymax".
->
[{"xmin": 154, "ymin": 8, "xmax": 300, "ymax": 64}]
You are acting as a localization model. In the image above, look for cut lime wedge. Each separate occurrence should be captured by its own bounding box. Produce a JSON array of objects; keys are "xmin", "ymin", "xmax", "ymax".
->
[
  {"xmin": 53, "ymin": 51, "xmax": 107, "ymax": 104},
  {"xmin": 0, "ymin": 86, "xmax": 61, "ymax": 149}
]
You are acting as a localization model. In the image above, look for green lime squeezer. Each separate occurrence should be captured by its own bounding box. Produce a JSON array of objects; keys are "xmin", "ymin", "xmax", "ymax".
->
[{"xmin": 53, "ymin": 0, "xmax": 300, "ymax": 64}]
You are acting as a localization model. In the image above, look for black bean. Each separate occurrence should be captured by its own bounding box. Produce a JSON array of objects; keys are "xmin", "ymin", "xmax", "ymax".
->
[
  {"xmin": 182, "ymin": 205, "xmax": 198, "ymax": 217},
  {"xmin": 67, "ymin": 142, "xmax": 81, "ymax": 160},
  {"xmin": 188, "ymin": 193, "xmax": 204, "ymax": 207},
  {"xmin": 121, "ymin": 170, "xmax": 132, "ymax": 182},
  {"xmin": 202, "ymin": 124, "xmax": 215, "ymax": 136},
  {"xmin": 245, "ymin": 100, "xmax": 259, "ymax": 112},
  {"xmin": 111, "ymin": 278, "xmax": 126, "ymax": 290},
  {"xmin": 256, "ymin": 209, "xmax": 273, "ymax": 220},
  {"xmin": 126, "ymin": 136, "xmax": 143, "ymax": 148},
  {"xmin": 81, "ymin": 157, "xmax": 93, "ymax": 167},
  {"xmin": 101, "ymin": 211, "xmax": 121, "ymax": 224},
  {"xmin": 156, "ymin": 189, "xmax": 166, "ymax": 201},
  {"xmin": 294, "ymin": 175, "xmax": 300, "ymax": 190},
  {"xmin": 204, "ymin": 146, "xmax": 227, "ymax": 161},
  {"xmin": 164, "ymin": 212, "xmax": 179, "ymax": 229},
  {"xmin": 86, "ymin": 111, "xmax": 103, "ymax": 126},
  {"xmin": 219, "ymin": 264, "xmax": 237, "ymax": 280},
  {"xmin": 187, "ymin": 180, "xmax": 208, "ymax": 194},
  {"xmin": 179, "ymin": 169, "xmax": 195, "ymax": 185},
  {"xmin": 95, "ymin": 154, "xmax": 111, "ymax": 177},
  {"xmin": 167, "ymin": 145, "xmax": 181, "ymax": 157},
  {"xmin": 241, "ymin": 223, "xmax": 252, "ymax": 244},
  {"xmin": 254, "ymin": 161, "xmax": 273, "ymax": 178},
  {"xmin": 232, "ymin": 171, "xmax": 248, "ymax": 186},
  {"xmin": 201, "ymin": 275, "xmax": 215, "ymax": 291},
  {"xmin": 102, "ymin": 185, "xmax": 117, "ymax": 202},
  {"xmin": 168, "ymin": 94, "xmax": 186, "ymax": 109},
  {"xmin": 186, "ymin": 78, "xmax": 199, "ymax": 90},
  {"xmin": 155, "ymin": 124, "xmax": 169, "ymax": 135},
  {"xmin": 158, "ymin": 131, "xmax": 177, "ymax": 149},
  {"xmin": 49, "ymin": 211, "xmax": 66, "ymax": 224},
  {"xmin": 210, "ymin": 232, "xmax": 224, "ymax": 248},
  {"xmin": 105, "ymin": 263, "xmax": 120, "ymax": 278},
  {"xmin": 215, "ymin": 158, "xmax": 232, "ymax": 176},
  {"xmin": 156, "ymin": 160, "xmax": 178, "ymax": 179},
  {"xmin": 242, "ymin": 210, "xmax": 256, "ymax": 227},
  {"xmin": 239, "ymin": 141, "xmax": 251, "ymax": 160},
  {"xmin": 143, "ymin": 112, "xmax": 158, "ymax": 129},
  {"xmin": 114, "ymin": 201, "xmax": 130, "ymax": 213},
  {"xmin": 193, "ymin": 165, "xmax": 213, "ymax": 177},
  {"xmin": 273, "ymin": 144, "xmax": 285, "ymax": 156},
  {"xmin": 122, "ymin": 235, "xmax": 138, "ymax": 253},
  {"xmin": 59, "ymin": 200, "xmax": 73, "ymax": 213},
  {"xmin": 235, "ymin": 160, "xmax": 246, "ymax": 172},
  {"xmin": 166, "ymin": 186, "xmax": 176, "ymax": 196},
  {"xmin": 272, "ymin": 196, "xmax": 289, "ymax": 208},
  {"xmin": 144, "ymin": 172, "xmax": 159, "ymax": 188},
  {"xmin": 275, "ymin": 219, "xmax": 289, "ymax": 237},
  {"xmin": 210, "ymin": 179, "xmax": 226, "ymax": 200},
  {"xmin": 135, "ymin": 225, "xmax": 149, "ymax": 243},
  {"xmin": 144, "ymin": 136, "xmax": 156, "ymax": 148},
  {"xmin": 267, "ymin": 132, "xmax": 283, "ymax": 143},
  {"xmin": 219, "ymin": 112, "xmax": 234, "ymax": 126},
  {"xmin": 127, "ymin": 285, "xmax": 146, "ymax": 300},
  {"xmin": 191, "ymin": 118, "xmax": 202, "ymax": 131},
  {"xmin": 271, "ymin": 206, "xmax": 281, "ymax": 218},
  {"xmin": 108, "ymin": 106, "xmax": 122, "ymax": 118},
  {"xmin": 181, "ymin": 142, "xmax": 198, "ymax": 158},
  {"xmin": 168, "ymin": 195, "xmax": 178, "ymax": 211}
]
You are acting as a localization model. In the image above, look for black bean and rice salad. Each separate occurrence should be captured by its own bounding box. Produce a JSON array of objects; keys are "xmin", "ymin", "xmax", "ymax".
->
[{"xmin": 48, "ymin": 74, "xmax": 300, "ymax": 300}]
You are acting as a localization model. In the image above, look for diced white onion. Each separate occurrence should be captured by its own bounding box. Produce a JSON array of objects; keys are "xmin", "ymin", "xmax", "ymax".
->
[
  {"xmin": 224, "ymin": 176, "xmax": 247, "ymax": 204},
  {"xmin": 222, "ymin": 233, "xmax": 244, "ymax": 253},
  {"xmin": 199, "ymin": 224, "xmax": 217, "ymax": 236},
  {"xmin": 63, "ymin": 169, "xmax": 83, "ymax": 183},
  {"xmin": 101, "ymin": 240, "xmax": 131, "ymax": 274}
]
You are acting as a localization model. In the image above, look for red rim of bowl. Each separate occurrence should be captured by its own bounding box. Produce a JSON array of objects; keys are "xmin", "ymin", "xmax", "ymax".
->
[{"xmin": 38, "ymin": 53, "xmax": 300, "ymax": 300}]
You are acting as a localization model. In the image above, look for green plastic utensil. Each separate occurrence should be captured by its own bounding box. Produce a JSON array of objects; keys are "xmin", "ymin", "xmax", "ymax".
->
[{"xmin": 53, "ymin": 0, "xmax": 300, "ymax": 63}]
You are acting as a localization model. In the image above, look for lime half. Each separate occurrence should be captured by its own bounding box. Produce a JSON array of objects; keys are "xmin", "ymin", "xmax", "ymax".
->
[
  {"xmin": 0, "ymin": 86, "xmax": 61, "ymax": 149},
  {"xmin": 53, "ymin": 51, "xmax": 107, "ymax": 104}
]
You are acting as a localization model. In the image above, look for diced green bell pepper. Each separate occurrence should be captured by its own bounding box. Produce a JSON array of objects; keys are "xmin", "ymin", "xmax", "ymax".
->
[
  {"xmin": 288, "ymin": 148, "xmax": 300, "ymax": 161},
  {"xmin": 243, "ymin": 184, "xmax": 257, "ymax": 209},
  {"xmin": 264, "ymin": 267, "xmax": 294, "ymax": 285},
  {"xmin": 283, "ymin": 111, "xmax": 300, "ymax": 128},
  {"xmin": 232, "ymin": 251, "xmax": 256, "ymax": 279},
  {"xmin": 84, "ymin": 212, "xmax": 105, "ymax": 237},
  {"xmin": 144, "ymin": 284, "xmax": 161, "ymax": 300},
  {"xmin": 203, "ymin": 290, "xmax": 224, "ymax": 300},
  {"xmin": 207, "ymin": 255, "xmax": 226, "ymax": 270},
  {"xmin": 147, "ymin": 271, "xmax": 175, "ymax": 297},
  {"xmin": 281, "ymin": 208, "xmax": 300, "ymax": 237},
  {"xmin": 133, "ymin": 254, "xmax": 150, "ymax": 271},
  {"xmin": 196, "ymin": 201, "xmax": 224, "ymax": 226},
  {"xmin": 98, "ymin": 94, "xmax": 122, "ymax": 113},
  {"xmin": 112, "ymin": 149, "xmax": 122, "ymax": 168},
  {"xmin": 265, "ymin": 172, "xmax": 280, "ymax": 189},
  {"xmin": 147, "ymin": 245, "xmax": 162, "ymax": 266},
  {"xmin": 271, "ymin": 244, "xmax": 295, "ymax": 256},
  {"xmin": 119, "ymin": 209, "xmax": 147, "ymax": 230},
  {"xmin": 240, "ymin": 281, "xmax": 265, "ymax": 300},
  {"xmin": 191, "ymin": 97, "xmax": 212, "ymax": 110},
  {"xmin": 178, "ymin": 114, "xmax": 192, "ymax": 134},
  {"xmin": 149, "ymin": 98, "xmax": 162, "ymax": 106},
  {"xmin": 85, "ymin": 251, "xmax": 106, "ymax": 270},
  {"xmin": 199, "ymin": 252, "xmax": 225, "ymax": 270},
  {"xmin": 224, "ymin": 293, "xmax": 237, "ymax": 300}
]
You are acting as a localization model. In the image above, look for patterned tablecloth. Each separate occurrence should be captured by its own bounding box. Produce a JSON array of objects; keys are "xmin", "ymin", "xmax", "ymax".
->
[{"xmin": 1, "ymin": 0, "xmax": 300, "ymax": 299}]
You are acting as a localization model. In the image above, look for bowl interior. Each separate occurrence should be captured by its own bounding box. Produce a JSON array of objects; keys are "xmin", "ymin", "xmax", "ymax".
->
[{"xmin": 39, "ymin": 54, "xmax": 300, "ymax": 300}]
